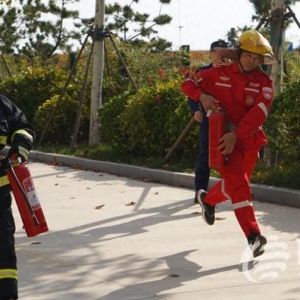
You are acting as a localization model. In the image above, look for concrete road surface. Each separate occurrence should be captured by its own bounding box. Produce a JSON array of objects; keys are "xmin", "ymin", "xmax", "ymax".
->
[{"xmin": 14, "ymin": 161, "xmax": 300, "ymax": 300}]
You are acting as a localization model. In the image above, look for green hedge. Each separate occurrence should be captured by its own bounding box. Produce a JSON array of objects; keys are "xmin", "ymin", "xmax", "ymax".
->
[
  {"xmin": 34, "ymin": 94, "xmax": 90, "ymax": 145},
  {"xmin": 0, "ymin": 68, "xmax": 68, "ymax": 123},
  {"xmin": 99, "ymin": 80, "xmax": 199, "ymax": 158}
]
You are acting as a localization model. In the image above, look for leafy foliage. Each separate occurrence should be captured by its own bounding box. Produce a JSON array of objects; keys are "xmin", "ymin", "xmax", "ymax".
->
[
  {"xmin": 253, "ymin": 161, "xmax": 300, "ymax": 189},
  {"xmin": 99, "ymin": 80, "xmax": 198, "ymax": 158},
  {"xmin": 0, "ymin": 61, "xmax": 91, "ymax": 145},
  {"xmin": 105, "ymin": 0, "xmax": 173, "ymax": 51},
  {"xmin": 2, "ymin": 0, "xmax": 300, "ymax": 190},
  {"xmin": 34, "ymin": 94, "xmax": 90, "ymax": 145},
  {"xmin": 249, "ymin": 0, "xmax": 299, "ymax": 21},
  {"xmin": 103, "ymin": 38, "xmax": 182, "ymax": 92},
  {"xmin": 0, "ymin": 68, "xmax": 68, "ymax": 122},
  {"xmin": 98, "ymin": 90, "xmax": 134, "ymax": 148},
  {"xmin": 0, "ymin": 0, "xmax": 88, "ymax": 59},
  {"xmin": 264, "ymin": 78, "xmax": 300, "ymax": 165}
]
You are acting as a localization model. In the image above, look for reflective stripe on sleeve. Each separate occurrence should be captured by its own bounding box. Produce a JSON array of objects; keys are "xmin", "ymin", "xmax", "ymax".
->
[
  {"xmin": 258, "ymin": 102, "xmax": 268, "ymax": 117},
  {"xmin": 0, "ymin": 269, "xmax": 18, "ymax": 280},
  {"xmin": 245, "ymin": 87, "xmax": 259, "ymax": 93},
  {"xmin": 0, "ymin": 175, "xmax": 10, "ymax": 187},
  {"xmin": 232, "ymin": 200, "xmax": 253, "ymax": 210},
  {"xmin": 18, "ymin": 146, "xmax": 29, "ymax": 159},
  {"xmin": 11, "ymin": 129, "xmax": 33, "ymax": 143},
  {"xmin": 0, "ymin": 135, "xmax": 8, "ymax": 145},
  {"xmin": 216, "ymin": 82, "xmax": 232, "ymax": 88}
]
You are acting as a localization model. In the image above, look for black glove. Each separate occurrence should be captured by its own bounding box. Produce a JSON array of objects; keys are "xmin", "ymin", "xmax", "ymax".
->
[{"xmin": 8, "ymin": 142, "xmax": 30, "ymax": 163}]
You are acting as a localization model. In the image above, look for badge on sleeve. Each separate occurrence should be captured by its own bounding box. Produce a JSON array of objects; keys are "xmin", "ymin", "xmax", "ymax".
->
[
  {"xmin": 245, "ymin": 95, "xmax": 254, "ymax": 106},
  {"xmin": 262, "ymin": 87, "xmax": 273, "ymax": 100}
]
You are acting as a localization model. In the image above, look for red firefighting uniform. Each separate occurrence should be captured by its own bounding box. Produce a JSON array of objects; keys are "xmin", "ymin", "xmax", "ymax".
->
[{"xmin": 181, "ymin": 62, "xmax": 274, "ymax": 238}]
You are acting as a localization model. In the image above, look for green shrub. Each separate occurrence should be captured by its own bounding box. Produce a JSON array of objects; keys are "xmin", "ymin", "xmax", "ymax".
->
[
  {"xmin": 34, "ymin": 94, "xmax": 90, "ymax": 145},
  {"xmin": 99, "ymin": 80, "xmax": 198, "ymax": 158},
  {"xmin": 264, "ymin": 80, "xmax": 300, "ymax": 165},
  {"xmin": 0, "ymin": 68, "xmax": 69, "ymax": 122},
  {"xmin": 99, "ymin": 90, "xmax": 135, "ymax": 147},
  {"xmin": 253, "ymin": 161, "xmax": 300, "ymax": 190}
]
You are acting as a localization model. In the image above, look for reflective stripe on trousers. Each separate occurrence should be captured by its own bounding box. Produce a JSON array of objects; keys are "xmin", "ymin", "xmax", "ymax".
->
[
  {"xmin": 0, "ymin": 269, "xmax": 18, "ymax": 280},
  {"xmin": 232, "ymin": 200, "xmax": 253, "ymax": 210}
]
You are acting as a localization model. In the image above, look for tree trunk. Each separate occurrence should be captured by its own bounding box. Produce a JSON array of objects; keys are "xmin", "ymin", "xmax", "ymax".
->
[{"xmin": 90, "ymin": 0, "xmax": 105, "ymax": 146}]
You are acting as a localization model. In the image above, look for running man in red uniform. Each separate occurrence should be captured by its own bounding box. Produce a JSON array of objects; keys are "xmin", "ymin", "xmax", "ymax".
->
[{"xmin": 181, "ymin": 30, "xmax": 275, "ymax": 257}]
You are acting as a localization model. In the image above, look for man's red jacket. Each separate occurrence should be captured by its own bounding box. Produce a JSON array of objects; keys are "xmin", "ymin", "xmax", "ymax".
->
[{"xmin": 181, "ymin": 62, "xmax": 274, "ymax": 148}]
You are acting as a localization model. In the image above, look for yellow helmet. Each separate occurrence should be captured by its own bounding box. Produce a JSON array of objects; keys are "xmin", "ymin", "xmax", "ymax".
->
[{"xmin": 239, "ymin": 30, "xmax": 275, "ymax": 64}]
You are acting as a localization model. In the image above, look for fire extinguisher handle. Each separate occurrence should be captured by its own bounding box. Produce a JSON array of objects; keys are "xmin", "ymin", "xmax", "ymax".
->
[
  {"xmin": 0, "ymin": 153, "xmax": 20, "ymax": 171},
  {"xmin": 6, "ymin": 145, "xmax": 18, "ymax": 159}
]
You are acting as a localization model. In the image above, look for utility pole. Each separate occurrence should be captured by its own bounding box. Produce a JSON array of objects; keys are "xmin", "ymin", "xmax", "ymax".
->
[
  {"xmin": 270, "ymin": 0, "xmax": 284, "ymax": 96},
  {"xmin": 90, "ymin": 0, "xmax": 105, "ymax": 146}
]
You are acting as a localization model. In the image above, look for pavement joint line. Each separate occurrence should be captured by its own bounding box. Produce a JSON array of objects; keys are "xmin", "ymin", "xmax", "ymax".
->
[{"xmin": 17, "ymin": 247, "xmax": 76, "ymax": 268}]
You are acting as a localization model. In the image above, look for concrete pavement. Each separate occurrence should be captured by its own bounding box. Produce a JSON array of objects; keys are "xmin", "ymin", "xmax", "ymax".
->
[
  {"xmin": 30, "ymin": 151, "xmax": 300, "ymax": 209},
  {"xmin": 13, "ymin": 155, "xmax": 300, "ymax": 299}
]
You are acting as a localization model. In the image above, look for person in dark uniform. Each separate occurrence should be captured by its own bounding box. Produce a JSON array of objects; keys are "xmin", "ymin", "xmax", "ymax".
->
[
  {"xmin": 0, "ymin": 94, "xmax": 35, "ymax": 300},
  {"xmin": 188, "ymin": 39, "xmax": 228, "ymax": 203}
]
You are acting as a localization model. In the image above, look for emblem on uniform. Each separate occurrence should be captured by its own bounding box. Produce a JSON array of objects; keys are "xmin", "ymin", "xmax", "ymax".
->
[
  {"xmin": 245, "ymin": 95, "xmax": 254, "ymax": 106},
  {"xmin": 262, "ymin": 87, "xmax": 273, "ymax": 100}
]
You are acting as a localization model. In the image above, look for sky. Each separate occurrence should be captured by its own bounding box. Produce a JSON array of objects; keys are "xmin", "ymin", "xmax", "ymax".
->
[{"xmin": 70, "ymin": 0, "xmax": 300, "ymax": 50}]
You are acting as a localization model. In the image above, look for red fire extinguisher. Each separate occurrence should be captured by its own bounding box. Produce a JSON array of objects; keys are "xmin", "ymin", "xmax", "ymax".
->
[
  {"xmin": 6, "ymin": 159, "xmax": 49, "ymax": 237},
  {"xmin": 208, "ymin": 107, "xmax": 229, "ymax": 170}
]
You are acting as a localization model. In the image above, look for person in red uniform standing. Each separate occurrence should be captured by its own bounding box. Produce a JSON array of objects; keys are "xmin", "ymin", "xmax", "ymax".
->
[{"xmin": 181, "ymin": 30, "xmax": 275, "ymax": 258}]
